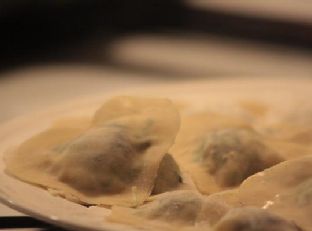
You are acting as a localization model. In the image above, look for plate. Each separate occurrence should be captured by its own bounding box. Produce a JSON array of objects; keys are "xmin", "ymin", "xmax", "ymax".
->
[{"xmin": 0, "ymin": 78, "xmax": 311, "ymax": 231}]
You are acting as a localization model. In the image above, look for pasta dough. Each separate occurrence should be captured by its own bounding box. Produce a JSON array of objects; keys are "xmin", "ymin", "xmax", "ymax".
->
[
  {"xmin": 109, "ymin": 192, "xmax": 303, "ymax": 231},
  {"xmin": 238, "ymin": 156, "xmax": 312, "ymax": 231},
  {"xmin": 4, "ymin": 92, "xmax": 312, "ymax": 231},
  {"xmin": 5, "ymin": 96, "xmax": 180, "ymax": 207},
  {"xmin": 109, "ymin": 190, "xmax": 228, "ymax": 230},
  {"xmin": 152, "ymin": 153, "xmax": 182, "ymax": 195},
  {"xmin": 171, "ymin": 113, "xmax": 283, "ymax": 194},
  {"xmin": 138, "ymin": 191, "xmax": 203, "ymax": 226},
  {"xmin": 214, "ymin": 207, "xmax": 303, "ymax": 231},
  {"xmin": 207, "ymin": 156, "xmax": 312, "ymax": 231}
]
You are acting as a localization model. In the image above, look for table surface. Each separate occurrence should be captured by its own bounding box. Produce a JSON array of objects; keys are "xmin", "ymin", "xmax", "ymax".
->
[{"xmin": 0, "ymin": 34, "xmax": 311, "ymax": 230}]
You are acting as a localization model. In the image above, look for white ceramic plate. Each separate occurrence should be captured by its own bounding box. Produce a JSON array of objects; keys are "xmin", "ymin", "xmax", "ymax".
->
[{"xmin": 0, "ymin": 78, "xmax": 311, "ymax": 231}]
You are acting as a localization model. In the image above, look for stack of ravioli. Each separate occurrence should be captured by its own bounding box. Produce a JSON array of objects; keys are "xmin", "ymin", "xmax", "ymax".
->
[{"xmin": 5, "ymin": 96, "xmax": 312, "ymax": 231}]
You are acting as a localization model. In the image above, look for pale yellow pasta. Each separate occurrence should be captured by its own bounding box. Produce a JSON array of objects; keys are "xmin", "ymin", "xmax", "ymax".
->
[
  {"xmin": 214, "ymin": 207, "xmax": 302, "ymax": 231},
  {"xmin": 171, "ymin": 113, "xmax": 283, "ymax": 194},
  {"xmin": 109, "ymin": 190, "xmax": 234, "ymax": 231},
  {"xmin": 5, "ymin": 96, "xmax": 180, "ymax": 207}
]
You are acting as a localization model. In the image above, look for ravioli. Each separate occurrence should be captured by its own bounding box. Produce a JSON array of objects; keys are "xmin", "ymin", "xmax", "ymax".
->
[
  {"xmin": 138, "ymin": 191, "xmax": 203, "ymax": 226},
  {"xmin": 5, "ymin": 96, "xmax": 180, "ymax": 207},
  {"xmin": 171, "ymin": 113, "xmax": 283, "ymax": 194},
  {"xmin": 237, "ymin": 156, "xmax": 312, "ymax": 231},
  {"xmin": 237, "ymin": 99, "xmax": 312, "ymax": 162},
  {"xmin": 109, "ymin": 191, "xmax": 202, "ymax": 230},
  {"xmin": 207, "ymin": 156, "xmax": 312, "ymax": 231},
  {"xmin": 249, "ymin": 100, "xmax": 312, "ymax": 145},
  {"xmin": 109, "ymin": 190, "xmax": 229, "ymax": 230},
  {"xmin": 196, "ymin": 197, "xmax": 231, "ymax": 227},
  {"xmin": 109, "ymin": 191, "xmax": 303, "ymax": 231},
  {"xmin": 4, "ymin": 91, "xmax": 312, "ymax": 231},
  {"xmin": 214, "ymin": 207, "xmax": 303, "ymax": 231},
  {"xmin": 110, "ymin": 189, "xmax": 302, "ymax": 231}
]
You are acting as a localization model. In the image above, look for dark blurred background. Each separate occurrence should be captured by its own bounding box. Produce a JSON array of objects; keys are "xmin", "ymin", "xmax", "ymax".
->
[
  {"xmin": 1, "ymin": 0, "xmax": 312, "ymax": 72},
  {"xmin": 0, "ymin": 0, "xmax": 312, "ymax": 120},
  {"xmin": 0, "ymin": 0, "xmax": 185, "ymax": 70}
]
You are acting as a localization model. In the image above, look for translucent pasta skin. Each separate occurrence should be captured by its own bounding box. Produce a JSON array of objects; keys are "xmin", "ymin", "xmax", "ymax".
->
[
  {"xmin": 171, "ymin": 113, "xmax": 283, "ymax": 194},
  {"xmin": 5, "ymin": 96, "xmax": 180, "ymax": 207},
  {"xmin": 214, "ymin": 208, "xmax": 303, "ymax": 231}
]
